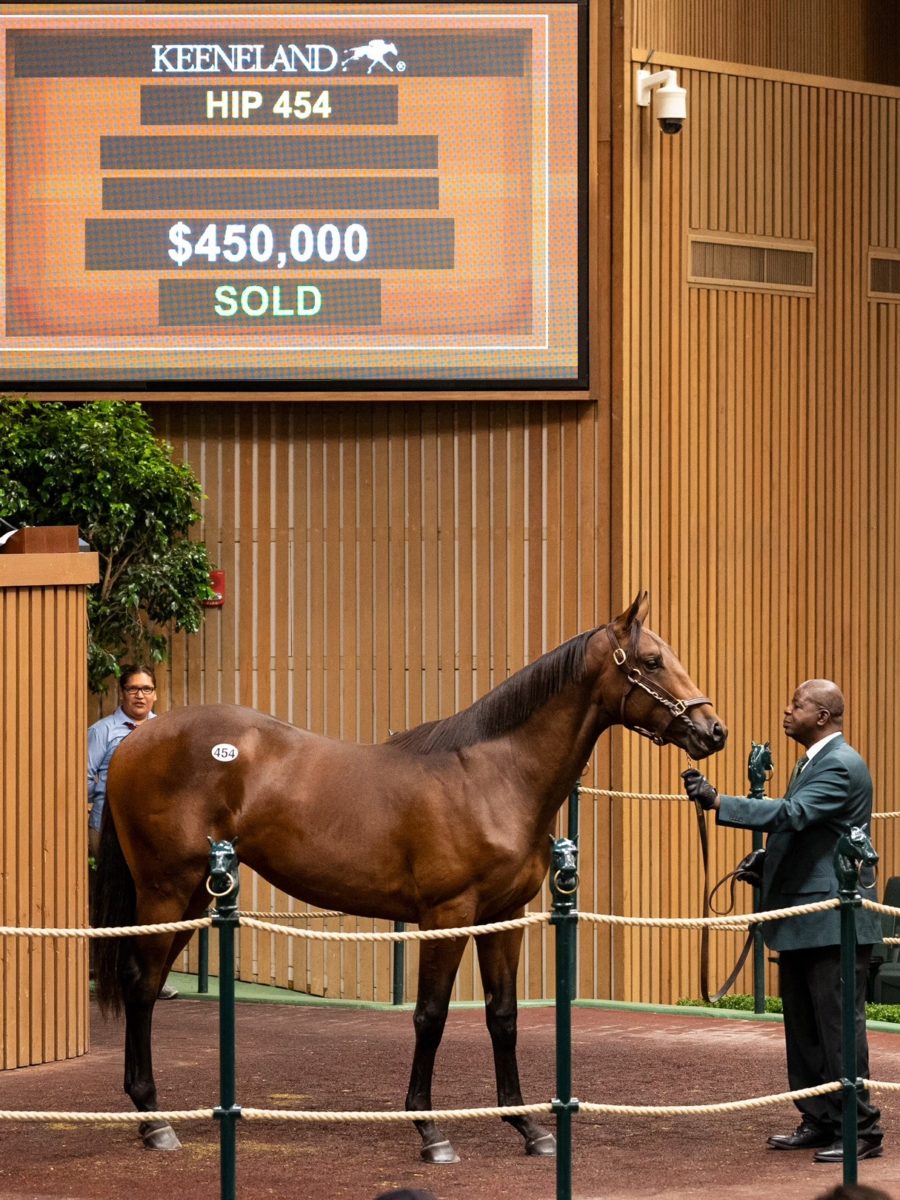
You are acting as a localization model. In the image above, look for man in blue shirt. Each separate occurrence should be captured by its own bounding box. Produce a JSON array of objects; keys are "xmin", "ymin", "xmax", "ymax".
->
[
  {"xmin": 88, "ymin": 664, "xmax": 176, "ymax": 999},
  {"xmin": 88, "ymin": 664, "xmax": 158, "ymax": 855}
]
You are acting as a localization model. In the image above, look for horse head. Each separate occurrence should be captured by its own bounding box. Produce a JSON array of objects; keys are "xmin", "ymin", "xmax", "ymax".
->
[{"xmin": 588, "ymin": 591, "xmax": 727, "ymax": 759}]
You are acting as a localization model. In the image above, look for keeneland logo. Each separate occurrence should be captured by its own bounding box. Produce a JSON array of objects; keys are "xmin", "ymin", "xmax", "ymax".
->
[
  {"xmin": 340, "ymin": 39, "xmax": 404, "ymax": 74},
  {"xmin": 150, "ymin": 40, "xmax": 406, "ymax": 74}
]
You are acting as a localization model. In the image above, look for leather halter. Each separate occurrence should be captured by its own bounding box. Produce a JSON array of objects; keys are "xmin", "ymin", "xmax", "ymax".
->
[
  {"xmin": 605, "ymin": 625, "xmax": 712, "ymax": 745},
  {"xmin": 605, "ymin": 623, "xmax": 724, "ymax": 1000}
]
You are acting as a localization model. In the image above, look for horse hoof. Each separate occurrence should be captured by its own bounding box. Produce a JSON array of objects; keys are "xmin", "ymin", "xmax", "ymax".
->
[
  {"xmin": 140, "ymin": 1121, "xmax": 182, "ymax": 1150},
  {"xmin": 525, "ymin": 1132, "xmax": 556, "ymax": 1157},
  {"xmin": 420, "ymin": 1138, "xmax": 460, "ymax": 1164}
]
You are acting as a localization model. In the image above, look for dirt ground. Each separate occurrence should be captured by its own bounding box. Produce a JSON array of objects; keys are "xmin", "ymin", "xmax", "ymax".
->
[{"xmin": 2, "ymin": 997, "xmax": 900, "ymax": 1200}]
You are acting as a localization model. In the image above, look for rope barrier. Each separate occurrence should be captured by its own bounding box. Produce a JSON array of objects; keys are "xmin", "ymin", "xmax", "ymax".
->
[
  {"xmin": 578, "ymin": 785, "xmax": 900, "ymax": 822},
  {"xmin": 0, "ymin": 888, "xmax": 895, "ymax": 1166},
  {"xmin": 579, "ymin": 787, "xmax": 683, "ymax": 801},
  {"xmin": 0, "ymin": 1109, "xmax": 215, "ymax": 1123},
  {"xmin": 241, "ymin": 912, "xmax": 548, "ymax": 942},
  {"xmin": 578, "ymin": 1081, "xmax": 843, "ymax": 1117},
  {"xmin": 579, "ymin": 898, "xmax": 839, "ymax": 930},
  {"xmin": 3, "ymin": 899, "xmax": 857, "ymax": 942},
  {"xmin": 1, "ymin": 1082, "xmax": 863, "ymax": 1126},
  {"xmin": 0, "ymin": 916, "xmax": 212, "ymax": 939},
  {"xmin": 241, "ymin": 910, "xmax": 345, "ymax": 920},
  {"xmin": 242, "ymin": 1103, "xmax": 554, "ymax": 1123},
  {"xmin": 5, "ymin": 795, "xmax": 895, "ymax": 1194}
]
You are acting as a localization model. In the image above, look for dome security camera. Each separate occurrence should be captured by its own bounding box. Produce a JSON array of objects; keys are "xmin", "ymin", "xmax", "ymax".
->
[
  {"xmin": 635, "ymin": 68, "xmax": 687, "ymax": 135},
  {"xmin": 654, "ymin": 81, "xmax": 687, "ymax": 134}
]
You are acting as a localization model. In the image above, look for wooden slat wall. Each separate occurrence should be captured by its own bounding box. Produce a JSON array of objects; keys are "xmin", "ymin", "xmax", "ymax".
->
[
  {"xmin": 633, "ymin": 0, "xmax": 883, "ymax": 85},
  {"xmin": 149, "ymin": 402, "xmax": 613, "ymax": 1002},
  {"xmin": 617, "ymin": 52, "xmax": 900, "ymax": 1003},
  {"xmin": 0, "ymin": 582, "xmax": 90, "ymax": 1067}
]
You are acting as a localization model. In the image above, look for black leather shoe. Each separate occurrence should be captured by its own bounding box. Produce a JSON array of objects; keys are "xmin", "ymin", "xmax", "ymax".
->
[
  {"xmin": 813, "ymin": 1137, "xmax": 884, "ymax": 1164},
  {"xmin": 767, "ymin": 1123, "xmax": 835, "ymax": 1150}
]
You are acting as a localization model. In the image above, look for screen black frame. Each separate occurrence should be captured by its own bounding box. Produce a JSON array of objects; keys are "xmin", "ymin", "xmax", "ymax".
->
[{"xmin": 0, "ymin": 0, "xmax": 590, "ymax": 395}]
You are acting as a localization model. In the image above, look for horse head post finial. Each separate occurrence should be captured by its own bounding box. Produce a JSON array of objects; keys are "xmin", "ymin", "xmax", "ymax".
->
[
  {"xmin": 747, "ymin": 741, "xmax": 773, "ymax": 799},
  {"xmin": 549, "ymin": 836, "xmax": 579, "ymax": 913},
  {"xmin": 834, "ymin": 826, "xmax": 879, "ymax": 897},
  {"xmin": 207, "ymin": 837, "xmax": 240, "ymax": 912}
]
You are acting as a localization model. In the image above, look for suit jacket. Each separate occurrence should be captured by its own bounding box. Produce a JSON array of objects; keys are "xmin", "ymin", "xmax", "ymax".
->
[{"xmin": 716, "ymin": 734, "xmax": 881, "ymax": 951}]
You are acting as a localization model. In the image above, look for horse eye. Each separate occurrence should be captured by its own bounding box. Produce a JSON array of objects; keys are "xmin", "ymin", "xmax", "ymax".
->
[{"xmin": 644, "ymin": 656, "xmax": 663, "ymax": 672}]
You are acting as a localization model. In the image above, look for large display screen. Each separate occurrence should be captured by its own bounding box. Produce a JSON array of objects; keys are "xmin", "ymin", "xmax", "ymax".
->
[{"xmin": 0, "ymin": 3, "xmax": 586, "ymax": 388}]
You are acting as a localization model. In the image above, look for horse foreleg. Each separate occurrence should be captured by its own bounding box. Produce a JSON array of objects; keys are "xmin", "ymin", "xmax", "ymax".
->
[
  {"xmin": 476, "ymin": 925, "xmax": 556, "ymax": 1157},
  {"xmin": 121, "ymin": 931, "xmax": 182, "ymax": 1150},
  {"xmin": 405, "ymin": 934, "xmax": 468, "ymax": 1164}
]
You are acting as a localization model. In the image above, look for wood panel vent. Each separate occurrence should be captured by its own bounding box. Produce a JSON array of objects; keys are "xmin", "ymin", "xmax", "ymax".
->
[
  {"xmin": 870, "ymin": 255, "xmax": 900, "ymax": 300},
  {"xmin": 689, "ymin": 237, "xmax": 815, "ymax": 292}
]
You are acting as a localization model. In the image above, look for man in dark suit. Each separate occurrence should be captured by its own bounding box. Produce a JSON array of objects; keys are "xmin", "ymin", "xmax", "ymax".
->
[{"xmin": 683, "ymin": 679, "xmax": 883, "ymax": 1162}]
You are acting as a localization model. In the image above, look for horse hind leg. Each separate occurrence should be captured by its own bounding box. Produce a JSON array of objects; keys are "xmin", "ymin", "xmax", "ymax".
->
[
  {"xmin": 120, "ymin": 929, "xmax": 182, "ymax": 1150},
  {"xmin": 123, "ymin": 883, "xmax": 209, "ymax": 1150},
  {"xmin": 405, "ymin": 934, "xmax": 469, "ymax": 1164},
  {"xmin": 476, "ymin": 925, "xmax": 556, "ymax": 1157}
]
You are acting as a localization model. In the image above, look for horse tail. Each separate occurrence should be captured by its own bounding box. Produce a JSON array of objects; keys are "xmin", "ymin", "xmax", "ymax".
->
[{"xmin": 91, "ymin": 808, "xmax": 136, "ymax": 1018}]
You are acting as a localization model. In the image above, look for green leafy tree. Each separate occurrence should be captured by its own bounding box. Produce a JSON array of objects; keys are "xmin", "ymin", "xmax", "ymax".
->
[{"xmin": 0, "ymin": 397, "xmax": 213, "ymax": 691}]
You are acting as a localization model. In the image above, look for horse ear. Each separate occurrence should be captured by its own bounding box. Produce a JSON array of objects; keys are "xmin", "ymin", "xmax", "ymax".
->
[{"xmin": 616, "ymin": 590, "xmax": 650, "ymax": 631}]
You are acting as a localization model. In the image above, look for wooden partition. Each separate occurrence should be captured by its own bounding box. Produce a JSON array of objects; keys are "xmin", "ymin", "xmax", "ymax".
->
[
  {"xmin": 615, "ymin": 49, "xmax": 900, "ymax": 1003},
  {"xmin": 0, "ymin": 550, "xmax": 98, "ymax": 1068},
  {"xmin": 148, "ymin": 401, "xmax": 615, "ymax": 1004}
]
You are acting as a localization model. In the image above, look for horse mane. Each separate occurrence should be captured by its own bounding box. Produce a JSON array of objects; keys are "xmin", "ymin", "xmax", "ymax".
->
[{"xmin": 387, "ymin": 625, "xmax": 610, "ymax": 754}]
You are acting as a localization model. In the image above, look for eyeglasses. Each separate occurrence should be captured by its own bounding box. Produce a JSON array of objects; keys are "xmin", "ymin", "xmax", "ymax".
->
[{"xmin": 122, "ymin": 685, "xmax": 155, "ymax": 696}]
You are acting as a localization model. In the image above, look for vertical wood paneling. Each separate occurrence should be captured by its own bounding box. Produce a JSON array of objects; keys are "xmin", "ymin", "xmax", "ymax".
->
[
  {"xmin": 0, "ymin": 576, "xmax": 91, "ymax": 1068},
  {"xmin": 633, "ymin": 0, "xmax": 884, "ymax": 85},
  {"xmin": 620, "ymin": 55, "xmax": 900, "ymax": 1002},
  {"xmin": 152, "ymin": 402, "xmax": 611, "ymax": 1003}
]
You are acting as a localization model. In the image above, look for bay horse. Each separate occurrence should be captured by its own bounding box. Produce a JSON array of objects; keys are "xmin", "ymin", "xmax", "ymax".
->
[{"xmin": 93, "ymin": 592, "xmax": 726, "ymax": 1161}]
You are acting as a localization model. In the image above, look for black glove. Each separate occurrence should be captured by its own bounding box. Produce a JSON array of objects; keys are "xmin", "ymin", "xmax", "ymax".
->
[{"xmin": 681, "ymin": 769, "xmax": 718, "ymax": 810}]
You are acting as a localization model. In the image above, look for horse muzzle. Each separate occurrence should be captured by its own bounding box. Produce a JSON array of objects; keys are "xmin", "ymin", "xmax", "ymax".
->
[{"xmin": 679, "ymin": 709, "xmax": 727, "ymax": 759}]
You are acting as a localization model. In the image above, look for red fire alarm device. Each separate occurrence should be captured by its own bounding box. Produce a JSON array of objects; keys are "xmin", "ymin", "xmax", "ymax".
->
[{"xmin": 203, "ymin": 569, "xmax": 225, "ymax": 607}]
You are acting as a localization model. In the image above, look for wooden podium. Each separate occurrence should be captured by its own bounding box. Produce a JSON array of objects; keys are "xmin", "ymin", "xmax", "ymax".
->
[{"xmin": 0, "ymin": 529, "xmax": 99, "ymax": 1068}]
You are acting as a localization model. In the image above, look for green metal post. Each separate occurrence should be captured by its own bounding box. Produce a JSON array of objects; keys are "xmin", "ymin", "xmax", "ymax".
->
[
  {"xmin": 567, "ymin": 783, "xmax": 580, "ymax": 998},
  {"xmin": 750, "ymin": 829, "xmax": 765, "ymax": 1012},
  {"xmin": 550, "ymin": 837, "xmax": 579, "ymax": 1200},
  {"xmin": 392, "ymin": 922, "xmax": 406, "ymax": 1005},
  {"xmin": 209, "ymin": 840, "xmax": 242, "ymax": 1200},
  {"xmin": 567, "ymin": 782, "xmax": 580, "ymax": 846},
  {"xmin": 198, "ymin": 924, "xmax": 209, "ymax": 994},
  {"xmin": 747, "ymin": 742, "xmax": 772, "ymax": 1015},
  {"xmin": 834, "ymin": 827, "xmax": 879, "ymax": 1189}
]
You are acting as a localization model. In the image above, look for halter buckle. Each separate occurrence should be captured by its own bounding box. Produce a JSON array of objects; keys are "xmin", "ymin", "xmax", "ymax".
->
[
  {"xmin": 612, "ymin": 648, "xmax": 627, "ymax": 667},
  {"xmin": 671, "ymin": 699, "xmax": 687, "ymax": 717}
]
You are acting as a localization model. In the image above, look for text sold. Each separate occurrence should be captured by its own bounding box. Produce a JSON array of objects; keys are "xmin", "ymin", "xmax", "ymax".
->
[{"xmin": 213, "ymin": 284, "xmax": 323, "ymax": 318}]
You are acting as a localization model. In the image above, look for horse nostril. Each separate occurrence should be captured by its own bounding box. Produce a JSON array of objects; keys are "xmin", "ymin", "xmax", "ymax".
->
[{"xmin": 713, "ymin": 722, "xmax": 727, "ymax": 746}]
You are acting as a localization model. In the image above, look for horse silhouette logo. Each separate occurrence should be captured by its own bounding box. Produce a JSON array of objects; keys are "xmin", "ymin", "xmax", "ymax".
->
[{"xmin": 341, "ymin": 39, "xmax": 403, "ymax": 74}]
